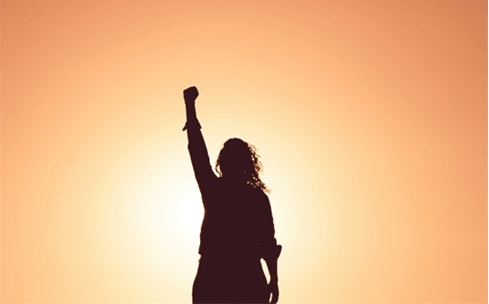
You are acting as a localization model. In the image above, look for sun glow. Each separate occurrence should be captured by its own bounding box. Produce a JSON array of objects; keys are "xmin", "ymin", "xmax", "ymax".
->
[
  {"xmin": 111, "ymin": 143, "xmax": 204, "ymax": 254},
  {"xmin": 3, "ymin": 0, "xmax": 487, "ymax": 302}
]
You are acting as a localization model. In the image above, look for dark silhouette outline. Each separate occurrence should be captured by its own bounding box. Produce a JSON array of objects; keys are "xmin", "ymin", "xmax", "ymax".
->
[{"xmin": 182, "ymin": 86, "xmax": 282, "ymax": 304}]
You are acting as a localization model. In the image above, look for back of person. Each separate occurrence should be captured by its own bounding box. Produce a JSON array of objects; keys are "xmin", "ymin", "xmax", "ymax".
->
[{"xmin": 199, "ymin": 179, "xmax": 265, "ymax": 258}]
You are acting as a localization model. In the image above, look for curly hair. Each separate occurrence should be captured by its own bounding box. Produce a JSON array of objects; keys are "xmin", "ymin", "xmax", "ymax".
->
[{"xmin": 215, "ymin": 138, "xmax": 270, "ymax": 193}]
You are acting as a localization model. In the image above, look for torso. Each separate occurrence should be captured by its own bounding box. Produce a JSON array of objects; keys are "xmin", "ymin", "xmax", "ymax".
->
[{"xmin": 198, "ymin": 178, "xmax": 263, "ymax": 258}]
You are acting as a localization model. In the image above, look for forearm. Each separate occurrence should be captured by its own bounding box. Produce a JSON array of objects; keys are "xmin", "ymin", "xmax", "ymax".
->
[
  {"xmin": 186, "ymin": 101, "xmax": 197, "ymax": 122},
  {"xmin": 183, "ymin": 102, "xmax": 201, "ymax": 130},
  {"xmin": 265, "ymin": 257, "xmax": 278, "ymax": 283},
  {"xmin": 182, "ymin": 86, "xmax": 216, "ymax": 185},
  {"xmin": 185, "ymin": 105, "xmax": 210, "ymax": 171}
]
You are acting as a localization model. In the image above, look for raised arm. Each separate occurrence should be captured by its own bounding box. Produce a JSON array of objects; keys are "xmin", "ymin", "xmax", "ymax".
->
[{"xmin": 182, "ymin": 87, "xmax": 217, "ymax": 193}]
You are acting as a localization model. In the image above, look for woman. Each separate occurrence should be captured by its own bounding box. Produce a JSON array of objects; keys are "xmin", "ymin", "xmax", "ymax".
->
[{"xmin": 182, "ymin": 86, "xmax": 282, "ymax": 303}]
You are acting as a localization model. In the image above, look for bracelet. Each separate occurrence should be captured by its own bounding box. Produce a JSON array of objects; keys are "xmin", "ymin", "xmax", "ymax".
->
[{"xmin": 182, "ymin": 119, "xmax": 202, "ymax": 131}]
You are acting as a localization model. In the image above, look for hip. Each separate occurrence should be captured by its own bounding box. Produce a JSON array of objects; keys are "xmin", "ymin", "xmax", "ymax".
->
[{"xmin": 193, "ymin": 255, "xmax": 269, "ymax": 303}]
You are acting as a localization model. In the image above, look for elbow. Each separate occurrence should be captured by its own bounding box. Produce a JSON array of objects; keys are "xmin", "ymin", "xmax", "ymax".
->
[{"xmin": 260, "ymin": 244, "xmax": 282, "ymax": 260}]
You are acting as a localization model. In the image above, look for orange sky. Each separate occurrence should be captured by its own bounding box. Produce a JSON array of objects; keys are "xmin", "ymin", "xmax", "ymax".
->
[{"xmin": 2, "ymin": 0, "xmax": 487, "ymax": 302}]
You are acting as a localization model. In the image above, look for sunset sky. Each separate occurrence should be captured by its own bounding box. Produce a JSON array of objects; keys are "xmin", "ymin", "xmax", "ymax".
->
[{"xmin": 2, "ymin": 0, "xmax": 487, "ymax": 302}]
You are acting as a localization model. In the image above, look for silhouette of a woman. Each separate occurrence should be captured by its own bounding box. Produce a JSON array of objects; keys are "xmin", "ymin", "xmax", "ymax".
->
[{"xmin": 182, "ymin": 86, "xmax": 282, "ymax": 303}]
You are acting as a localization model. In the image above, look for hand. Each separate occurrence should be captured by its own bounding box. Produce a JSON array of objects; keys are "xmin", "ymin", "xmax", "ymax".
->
[
  {"xmin": 184, "ymin": 86, "xmax": 199, "ymax": 103},
  {"xmin": 268, "ymin": 280, "xmax": 279, "ymax": 303}
]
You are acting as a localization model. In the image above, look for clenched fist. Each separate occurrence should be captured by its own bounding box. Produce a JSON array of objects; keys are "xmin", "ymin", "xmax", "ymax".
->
[{"xmin": 184, "ymin": 86, "xmax": 199, "ymax": 103}]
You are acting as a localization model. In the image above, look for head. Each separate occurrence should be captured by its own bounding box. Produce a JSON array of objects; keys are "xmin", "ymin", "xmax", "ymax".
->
[{"xmin": 215, "ymin": 138, "xmax": 269, "ymax": 193}]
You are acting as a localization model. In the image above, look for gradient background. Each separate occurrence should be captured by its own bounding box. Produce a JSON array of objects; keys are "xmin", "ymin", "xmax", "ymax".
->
[{"xmin": 2, "ymin": 0, "xmax": 487, "ymax": 302}]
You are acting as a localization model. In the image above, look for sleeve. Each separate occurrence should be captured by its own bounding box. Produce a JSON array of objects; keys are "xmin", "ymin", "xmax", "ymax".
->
[
  {"xmin": 257, "ymin": 193, "xmax": 282, "ymax": 260},
  {"xmin": 185, "ymin": 118, "xmax": 218, "ymax": 196}
]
